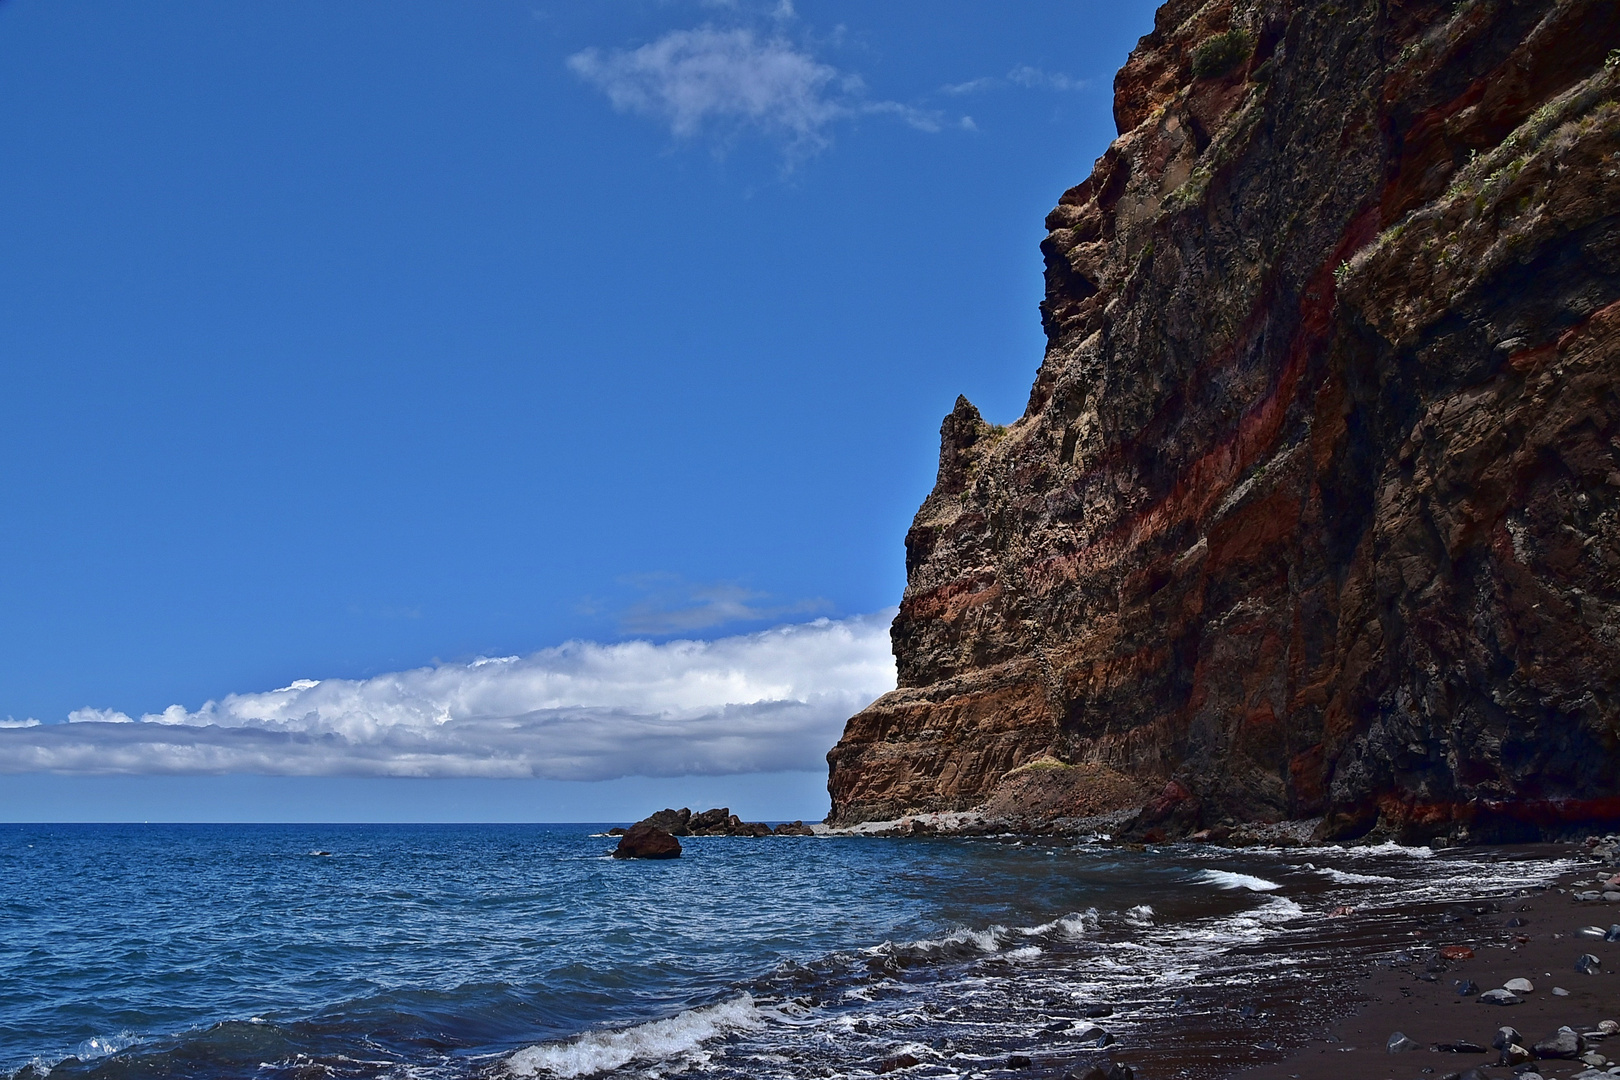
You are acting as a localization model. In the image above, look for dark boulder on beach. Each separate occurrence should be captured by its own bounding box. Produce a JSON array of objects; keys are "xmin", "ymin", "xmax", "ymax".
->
[
  {"xmin": 774, "ymin": 821, "xmax": 815, "ymax": 836},
  {"xmin": 1063, "ymin": 1064, "xmax": 1133, "ymax": 1080},
  {"xmin": 875, "ymin": 1053, "xmax": 920, "ymax": 1073},
  {"xmin": 1532, "ymin": 1026, "xmax": 1585, "ymax": 1059},
  {"xmin": 611, "ymin": 823, "xmax": 681, "ymax": 860}
]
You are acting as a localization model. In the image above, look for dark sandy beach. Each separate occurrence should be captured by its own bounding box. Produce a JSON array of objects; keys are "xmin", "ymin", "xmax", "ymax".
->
[{"xmin": 1242, "ymin": 848, "xmax": 1620, "ymax": 1080}]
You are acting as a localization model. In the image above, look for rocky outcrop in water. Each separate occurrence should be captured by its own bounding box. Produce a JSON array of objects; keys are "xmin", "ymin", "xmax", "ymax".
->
[
  {"xmin": 612, "ymin": 822, "xmax": 682, "ymax": 859},
  {"xmin": 828, "ymin": 0, "xmax": 1620, "ymax": 842},
  {"xmin": 627, "ymin": 808, "xmax": 801, "ymax": 837}
]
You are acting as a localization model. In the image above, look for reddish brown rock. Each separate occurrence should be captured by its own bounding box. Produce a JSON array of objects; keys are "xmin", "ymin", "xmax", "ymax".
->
[
  {"xmin": 828, "ymin": 0, "xmax": 1620, "ymax": 842},
  {"xmin": 611, "ymin": 823, "xmax": 681, "ymax": 860}
]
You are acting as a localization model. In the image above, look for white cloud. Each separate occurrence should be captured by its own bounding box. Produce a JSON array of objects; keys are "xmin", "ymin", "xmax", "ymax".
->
[
  {"xmin": 608, "ymin": 576, "xmax": 830, "ymax": 635},
  {"xmin": 1006, "ymin": 65, "xmax": 1088, "ymax": 92},
  {"xmin": 568, "ymin": 28, "xmax": 846, "ymax": 152},
  {"xmin": 1, "ymin": 613, "xmax": 897, "ymax": 780},
  {"xmin": 941, "ymin": 67, "xmax": 1090, "ymax": 97},
  {"xmin": 567, "ymin": 26, "xmax": 949, "ymax": 160},
  {"xmin": 941, "ymin": 77, "xmax": 996, "ymax": 96}
]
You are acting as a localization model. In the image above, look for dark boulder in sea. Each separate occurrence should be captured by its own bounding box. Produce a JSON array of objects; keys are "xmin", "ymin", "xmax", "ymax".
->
[
  {"xmin": 687, "ymin": 807, "xmax": 731, "ymax": 833},
  {"xmin": 774, "ymin": 820, "xmax": 815, "ymax": 835},
  {"xmin": 638, "ymin": 808, "xmax": 692, "ymax": 836},
  {"xmin": 825, "ymin": 0, "xmax": 1620, "ymax": 842},
  {"xmin": 629, "ymin": 807, "xmax": 777, "ymax": 837},
  {"xmin": 611, "ymin": 823, "xmax": 681, "ymax": 860}
]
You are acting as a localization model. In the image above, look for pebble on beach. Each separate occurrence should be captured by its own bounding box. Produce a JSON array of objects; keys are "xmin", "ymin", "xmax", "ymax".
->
[
  {"xmin": 1504, "ymin": 977, "xmax": 1535, "ymax": 993},
  {"xmin": 1576, "ymin": 952, "xmax": 1603, "ymax": 974},
  {"xmin": 1478, "ymin": 988, "xmax": 1523, "ymax": 1005},
  {"xmin": 1386, "ymin": 1031, "xmax": 1420, "ymax": 1052}
]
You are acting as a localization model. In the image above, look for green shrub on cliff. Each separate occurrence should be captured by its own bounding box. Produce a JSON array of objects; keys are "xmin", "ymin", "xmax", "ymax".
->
[{"xmin": 1191, "ymin": 29, "xmax": 1252, "ymax": 80}]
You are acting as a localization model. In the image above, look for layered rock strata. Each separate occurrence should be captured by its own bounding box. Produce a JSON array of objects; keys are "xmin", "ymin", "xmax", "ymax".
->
[{"xmin": 828, "ymin": 0, "xmax": 1620, "ymax": 841}]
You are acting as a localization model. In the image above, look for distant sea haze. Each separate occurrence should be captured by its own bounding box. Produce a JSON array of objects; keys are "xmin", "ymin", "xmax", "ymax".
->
[{"xmin": 0, "ymin": 612, "xmax": 897, "ymax": 782}]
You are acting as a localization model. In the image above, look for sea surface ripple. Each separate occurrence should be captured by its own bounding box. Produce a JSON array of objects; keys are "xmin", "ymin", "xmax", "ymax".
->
[{"xmin": 0, "ymin": 823, "xmax": 1573, "ymax": 1079}]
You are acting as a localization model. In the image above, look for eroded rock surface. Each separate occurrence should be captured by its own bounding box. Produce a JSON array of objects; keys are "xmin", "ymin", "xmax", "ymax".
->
[{"xmin": 828, "ymin": 0, "xmax": 1620, "ymax": 842}]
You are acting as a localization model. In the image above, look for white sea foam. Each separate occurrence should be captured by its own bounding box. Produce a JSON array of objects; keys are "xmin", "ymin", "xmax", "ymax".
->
[
  {"xmin": 72, "ymin": 1034, "xmax": 143, "ymax": 1061},
  {"xmin": 1315, "ymin": 866, "xmax": 1399, "ymax": 885},
  {"xmin": 504, "ymin": 995, "xmax": 762, "ymax": 1078},
  {"xmin": 1195, "ymin": 869, "xmax": 1282, "ymax": 891},
  {"xmin": 1124, "ymin": 904, "xmax": 1155, "ymax": 926},
  {"xmin": 1021, "ymin": 910, "xmax": 1098, "ymax": 940},
  {"xmin": 1315, "ymin": 841, "xmax": 1436, "ymax": 859}
]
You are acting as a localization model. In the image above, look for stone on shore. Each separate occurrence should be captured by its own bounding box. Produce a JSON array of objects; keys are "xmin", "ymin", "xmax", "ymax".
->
[
  {"xmin": 1576, "ymin": 952, "xmax": 1603, "ymax": 974},
  {"xmin": 1478, "ymin": 988, "xmax": 1522, "ymax": 1005},
  {"xmin": 1532, "ymin": 1026, "xmax": 1585, "ymax": 1059},
  {"xmin": 1387, "ymin": 1031, "xmax": 1420, "ymax": 1052},
  {"xmin": 612, "ymin": 823, "xmax": 682, "ymax": 860}
]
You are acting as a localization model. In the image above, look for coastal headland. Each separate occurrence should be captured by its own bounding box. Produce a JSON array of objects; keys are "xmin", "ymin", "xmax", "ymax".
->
[{"xmin": 826, "ymin": 0, "xmax": 1620, "ymax": 846}]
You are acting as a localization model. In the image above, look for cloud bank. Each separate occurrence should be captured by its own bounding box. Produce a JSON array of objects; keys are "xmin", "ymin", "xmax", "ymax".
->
[
  {"xmin": 0, "ymin": 613, "xmax": 897, "ymax": 780},
  {"xmin": 567, "ymin": 27, "xmax": 952, "ymax": 158}
]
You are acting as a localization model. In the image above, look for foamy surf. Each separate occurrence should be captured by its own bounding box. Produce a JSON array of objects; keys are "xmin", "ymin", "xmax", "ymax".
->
[
  {"xmin": 1195, "ymin": 869, "xmax": 1282, "ymax": 891},
  {"xmin": 1312, "ymin": 865, "xmax": 1399, "ymax": 885},
  {"xmin": 504, "ymin": 996, "xmax": 763, "ymax": 1078}
]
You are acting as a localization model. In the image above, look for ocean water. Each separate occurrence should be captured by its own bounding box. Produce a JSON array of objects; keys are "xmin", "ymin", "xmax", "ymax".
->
[{"xmin": 0, "ymin": 824, "xmax": 1574, "ymax": 1080}]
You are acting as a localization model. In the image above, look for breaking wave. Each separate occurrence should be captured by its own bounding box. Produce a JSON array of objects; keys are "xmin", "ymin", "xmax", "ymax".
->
[
  {"xmin": 1195, "ymin": 869, "xmax": 1282, "ymax": 891},
  {"xmin": 505, "ymin": 996, "xmax": 763, "ymax": 1078}
]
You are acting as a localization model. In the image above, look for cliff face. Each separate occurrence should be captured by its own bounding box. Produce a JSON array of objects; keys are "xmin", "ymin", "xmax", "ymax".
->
[{"xmin": 828, "ymin": 0, "xmax": 1620, "ymax": 842}]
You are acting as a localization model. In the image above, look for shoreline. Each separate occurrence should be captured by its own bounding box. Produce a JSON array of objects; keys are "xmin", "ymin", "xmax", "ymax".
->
[
  {"xmin": 811, "ymin": 817, "xmax": 1620, "ymax": 1080},
  {"xmin": 1238, "ymin": 843, "xmax": 1620, "ymax": 1080}
]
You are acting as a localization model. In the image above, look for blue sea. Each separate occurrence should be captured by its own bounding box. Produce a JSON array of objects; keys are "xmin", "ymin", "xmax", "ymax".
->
[{"xmin": 0, "ymin": 824, "xmax": 1572, "ymax": 1080}]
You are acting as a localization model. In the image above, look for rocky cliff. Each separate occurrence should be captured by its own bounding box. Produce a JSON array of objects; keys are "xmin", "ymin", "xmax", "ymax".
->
[{"xmin": 828, "ymin": 0, "xmax": 1620, "ymax": 842}]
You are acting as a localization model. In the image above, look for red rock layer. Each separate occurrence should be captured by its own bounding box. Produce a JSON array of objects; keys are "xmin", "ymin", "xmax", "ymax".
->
[{"xmin": 827, "ymin": 0, "xmax": 1620, "ymax": 842}]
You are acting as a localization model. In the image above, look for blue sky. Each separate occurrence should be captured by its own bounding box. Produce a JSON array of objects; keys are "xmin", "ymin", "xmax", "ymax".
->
[{"xmin": 0, "ymin": 0, "xmax": 1157, "ymax": 821}]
